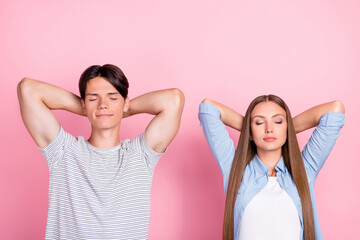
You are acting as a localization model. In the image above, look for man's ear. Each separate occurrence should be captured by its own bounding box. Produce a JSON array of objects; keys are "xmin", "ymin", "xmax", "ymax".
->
[
  {"xmin": 81, "ymin": 99, "xmax": 87, "ymax": 115},
  {"xmin": 123, "ymin": 97, "xmax": 130, "ymax": 112}
]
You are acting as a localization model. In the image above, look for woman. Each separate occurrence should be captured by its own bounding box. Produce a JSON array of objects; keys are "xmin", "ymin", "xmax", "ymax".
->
[{"xmin": 198, "ymin": 95, "xmax": 345, "ymax": 240}]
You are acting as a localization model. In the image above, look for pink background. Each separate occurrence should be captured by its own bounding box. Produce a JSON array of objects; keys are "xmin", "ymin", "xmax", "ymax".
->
[{"xmin": 1, "ymin": 0, "xmax": 359, "ymax": 239}]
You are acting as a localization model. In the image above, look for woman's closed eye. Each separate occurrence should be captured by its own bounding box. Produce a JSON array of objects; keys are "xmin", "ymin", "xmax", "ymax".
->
[{"xmin": 274, "ymin": 117, "xmax": 284, "ymax": 124}]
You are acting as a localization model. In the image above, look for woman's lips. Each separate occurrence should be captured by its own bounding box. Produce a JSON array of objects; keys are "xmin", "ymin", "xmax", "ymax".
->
[{"xmin": 263, "ymin": 137, "xmax": 276, "ymax": 142}]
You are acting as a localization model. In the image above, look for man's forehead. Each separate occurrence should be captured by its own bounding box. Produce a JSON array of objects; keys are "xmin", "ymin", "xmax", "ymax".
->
[
  {"xmin": 85, "ymin": 84, "xmax": 119, "ymax": 94},
  {"xmin": 86, "ymin": 92, "xmax": 120, "ymax": 96},
  {"xmin": 86, "ymin": 77, "xmax": 117, "ymax": 89}
]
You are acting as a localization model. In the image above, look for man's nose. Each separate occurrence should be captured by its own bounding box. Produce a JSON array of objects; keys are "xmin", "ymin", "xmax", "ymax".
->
[{"xmin": 98, "ymin": 99, "xmax": 108, "ymax": 109}]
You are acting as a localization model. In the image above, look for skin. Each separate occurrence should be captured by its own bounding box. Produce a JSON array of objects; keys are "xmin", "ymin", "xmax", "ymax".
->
[
  {"xmin": 250, "ymin": 101, "xmax": 287, "ymax": 176},
  {"xmin": 82, "ymin": 77, "xmax": 130, "ymax": 148},
  {"xmin": 17, "ymin": 78, "xmax": 83, "ymax": 148}
]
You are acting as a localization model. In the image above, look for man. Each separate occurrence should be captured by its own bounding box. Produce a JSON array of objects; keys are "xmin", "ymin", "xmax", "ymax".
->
[{"xmin": 17, "ymin": 64, "xmax": 185, "ymax": 239}]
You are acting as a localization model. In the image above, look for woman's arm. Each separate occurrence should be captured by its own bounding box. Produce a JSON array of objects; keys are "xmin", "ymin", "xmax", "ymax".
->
[
  {"xmin": 202, "ymin": 98, "xmax": 244, "ymax": 131},
  {"xmin": 299, "ymin": 100, "xmax": 345, "ymax": 180},
  {"xmin": 293, "ymin": 100, "xmax": 345, "ymax": 134},
  {"xmin": 198, "ymin": 99, "xmax": 238, "ymax": 183},
  {"xmin": 17, "ymin": 78, "xmax": 84, "ymax": 148}
]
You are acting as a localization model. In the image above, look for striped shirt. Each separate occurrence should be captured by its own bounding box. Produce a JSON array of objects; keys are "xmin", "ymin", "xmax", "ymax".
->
[{"xmin": 39, "ymin": 127, "xmax": 163, "ymax": 240}]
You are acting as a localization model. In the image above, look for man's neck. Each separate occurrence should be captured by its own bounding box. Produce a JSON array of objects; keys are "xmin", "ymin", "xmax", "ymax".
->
[
  {"xmin": 88, "ymin": 127, "xmax": 121, "ymax": 149},
  {"xmin": 257, "ymin": 149, "xmax": 282, "ymax": 176}
]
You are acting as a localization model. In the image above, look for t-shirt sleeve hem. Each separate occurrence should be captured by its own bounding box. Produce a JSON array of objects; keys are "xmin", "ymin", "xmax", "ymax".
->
[
  {"xmin": 38, "ymin": 126, "xmax": 64, "ymax": 153},
  {"xmin": 38, "ymin": 126, "xmax": 66, "ymax": 172},
  {"xmin": 140, "ymin": 132, "xmax": 166, "ymax": 158}
]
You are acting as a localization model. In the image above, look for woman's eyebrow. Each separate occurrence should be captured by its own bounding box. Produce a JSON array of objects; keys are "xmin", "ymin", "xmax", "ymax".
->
[
  {"xmin": 272, "ymin": 113, "xmax": 285, "ymax": 118},
  {"xmin": 253, "ymin": 113, "xmax": 285, "ymax": 119}
]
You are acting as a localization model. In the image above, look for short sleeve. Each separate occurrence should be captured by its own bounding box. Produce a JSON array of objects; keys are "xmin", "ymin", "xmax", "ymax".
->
[
  {"xmin": 198, "ymin": 102, "xmax": 236, "ymax": 181},
  {"xmin": 38, "ymin": 126, "xmax": 75, "ymax": 172},
  {"xmin": 136, "ymin": 132, "xmax": 164, "ymax": 174},
  {"xmin": 301, "ymin": 112, "xmax": 345, "ymax": 182}
]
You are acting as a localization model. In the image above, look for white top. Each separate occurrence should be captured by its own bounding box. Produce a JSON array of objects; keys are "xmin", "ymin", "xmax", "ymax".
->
[
  {"xmin": 239, "ymin": 176, "xmax": 301, "ymax": 240},
  {"xmin": 39, "ymin": 127, "xmax": 163, "ymax": 240}
]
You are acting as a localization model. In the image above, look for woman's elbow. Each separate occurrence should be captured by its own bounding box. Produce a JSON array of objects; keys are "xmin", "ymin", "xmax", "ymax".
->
[
  {"xmin": 331, "ymin": 100, "xmax": 345, "ymax": 113},
  {"xmin": 201, "ymin": 98, "xmax": 212, "ymax": 104}
]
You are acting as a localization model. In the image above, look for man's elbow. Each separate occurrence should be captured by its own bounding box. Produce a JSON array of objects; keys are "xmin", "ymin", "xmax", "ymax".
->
[
  {"xmin": 17, "ymin": 77, "xmax": 32, "ymax": 98},
  {"xmin": 331, "ymin": 100, "xmax": 345, "ymax": 113},
  {"xmin": 169, "ymin": 88, "xmax": 185, "ymax": 110}
]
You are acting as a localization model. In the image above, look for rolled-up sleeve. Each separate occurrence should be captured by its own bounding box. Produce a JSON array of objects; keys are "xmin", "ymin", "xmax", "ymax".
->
[
  {"xmin": 302, "ymin": 112, "xmax": 345, "ymax": 182},
  {"xmin": 198, "ymin": 103, "xmax": 236, "ymax": 187}
]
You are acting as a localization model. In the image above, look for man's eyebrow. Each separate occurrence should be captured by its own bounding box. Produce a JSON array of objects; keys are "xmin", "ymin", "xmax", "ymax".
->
[{"xmin": 86, "ymin": 92, "xmax": 120, "ymax": 96}]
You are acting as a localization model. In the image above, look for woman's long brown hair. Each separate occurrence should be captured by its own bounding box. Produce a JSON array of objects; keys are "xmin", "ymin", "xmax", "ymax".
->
[{"xmin": 222, "ymin": 95, "xmax": 315, "ymax": 240}]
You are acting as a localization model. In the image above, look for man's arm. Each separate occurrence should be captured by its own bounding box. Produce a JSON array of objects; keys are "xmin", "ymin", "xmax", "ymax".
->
[
  {"xmin": 17, "ymin": 78, "xmax": 84, "ymax": 148},
  {"xmin": 202, "ymin": 99, "xmax": 244, "ymax": 131},
  {"xmin": 123, "ymin": 88, "xmax": 185, "ymax": 153},
  {"xmin": 293, "ymin": 100, "xmax": 345, "ymax": 134}
]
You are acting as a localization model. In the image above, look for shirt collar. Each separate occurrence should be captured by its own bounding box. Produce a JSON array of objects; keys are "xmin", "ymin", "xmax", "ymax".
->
[
  {"xmin": 275, "ymin": 156, "xmax": 286, "ymax": 173},
  {"xmin": 253, "ymin": 154, "xmax": 286, "ymax": 174},
  {"xmin": 253, "ymin": 154, "xmax": 270, "ymax": 175}
]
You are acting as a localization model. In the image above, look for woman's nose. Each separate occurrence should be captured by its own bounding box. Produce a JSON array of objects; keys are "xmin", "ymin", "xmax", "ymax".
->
[{"xmin": 265, "ymin": 123, "xmax": 274, "ymax": 133}]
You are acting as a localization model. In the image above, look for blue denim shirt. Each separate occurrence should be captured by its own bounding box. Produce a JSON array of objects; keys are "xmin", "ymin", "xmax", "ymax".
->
[{"xmin": 198, "ymin": 103, "xmax": 345, "ymax": 240}]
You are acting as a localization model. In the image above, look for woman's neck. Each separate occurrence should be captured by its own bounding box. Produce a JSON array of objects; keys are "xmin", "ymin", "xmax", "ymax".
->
[{"xmin": 257, "ymin": 149, "xmax": 282, "ymax": 177}]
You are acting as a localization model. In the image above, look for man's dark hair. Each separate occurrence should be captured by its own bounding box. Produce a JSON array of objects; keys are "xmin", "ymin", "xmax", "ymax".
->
[{"xmin": 79, "ymin": 64, "xmax": 129, "ymax": 100}]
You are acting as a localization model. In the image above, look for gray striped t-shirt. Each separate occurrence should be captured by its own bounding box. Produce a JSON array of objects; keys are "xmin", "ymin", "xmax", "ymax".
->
[{"xmin": 40, "ymin": 127, "xmax": 163, "ymax": 240}]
